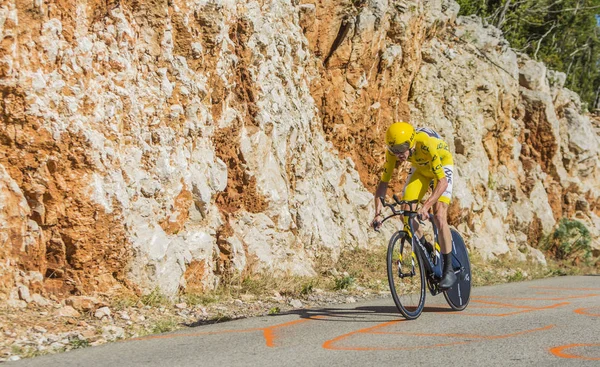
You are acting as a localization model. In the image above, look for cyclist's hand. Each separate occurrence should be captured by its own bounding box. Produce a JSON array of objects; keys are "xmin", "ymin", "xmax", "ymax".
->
[
  {"xmin": 371, "ymin": 215, "xmax": 383, "ymax": 231},
  {"xmin": 417, "ymin": 206, "xmax": 430, "ymax": 221}
]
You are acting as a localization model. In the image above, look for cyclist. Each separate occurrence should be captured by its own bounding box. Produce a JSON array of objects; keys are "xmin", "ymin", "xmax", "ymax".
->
[{"xmin": 372, "ymin": 121, "xmax": 456, "ymax": 289}]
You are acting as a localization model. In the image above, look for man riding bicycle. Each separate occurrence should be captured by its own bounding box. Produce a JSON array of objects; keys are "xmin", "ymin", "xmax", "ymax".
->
[{"xmin": 372, "ymin": 121, "xmax": 457, "ymax": 290}]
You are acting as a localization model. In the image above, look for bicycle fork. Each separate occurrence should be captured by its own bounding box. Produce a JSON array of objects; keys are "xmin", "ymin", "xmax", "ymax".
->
[
  {"xmin": 397, "ymin": 251, "xmax": 417, "ymax": 278},
  {"xmin": 395, "ymin": 231, "xmax": 417, "ymax": 279}
]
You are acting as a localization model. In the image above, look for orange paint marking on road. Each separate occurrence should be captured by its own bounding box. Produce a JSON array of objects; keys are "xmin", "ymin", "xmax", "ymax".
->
[
  {"xmin": 322, "ymin": 319, "xmax": 406, "ymax": 350},
  {"xmin": 323, "ymin": 322, "xmax": 556, "ymax": 351},
  {"xmin": 574, "ymin": 307, "xmax": 600, "ymax": 317},
  {"xmin": 262, "ymin": 316, "xmax": 325, "ymax": 347},
  {"xmin": 473, "ymin": 294, "xmax": 598, "ymax": 301},
  {"xmin": 263, "ymin": 329, "xmax": 276, "ymax": 347},
  {"xmin": 473, "ymin": 300, "xmax": 569, "ymax": 310},
  {"xmin": 467, "ymin": 305, "xmax": 506, "ymax": 309},
  {"xmin": 531, "ymin": 294, "xmax": 597, "ymax": 301},
  {"xmin": 532, "ymin": 286, "xmax": 600, "ymax": 291},
  {"xmin": 369, "ymin": 325, "xmax": 556, "ymax": 340},
  {"xmin": 471, "ymin": 299, "xmax": 569, "ymax": 310},
  {"xmin": 531, "ymin": 293, "xmax": 600, "ymax": 300},
  {"xmin": 441, "ymin": 298, "xmax": 569, "ymax": 317},
  {"xmin": 131, "ymin": 316, "xmax": 325, "ymax": 347},
  {"xmin": 458, "ymin": 310, "xmax": 537, "ymax": 317},
  {"xmin": 550, "ymin": 343, "xmax": 600, "ymax": 360}
]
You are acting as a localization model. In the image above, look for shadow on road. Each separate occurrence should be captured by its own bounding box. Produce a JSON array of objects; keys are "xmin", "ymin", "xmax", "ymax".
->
[
  {"xmin": 276, "ymin": 305, "xmax": 456, "ymax": 323},
  {"xmin": 183, "ymin": 304, "xmax": 456, "ymax": 327}
]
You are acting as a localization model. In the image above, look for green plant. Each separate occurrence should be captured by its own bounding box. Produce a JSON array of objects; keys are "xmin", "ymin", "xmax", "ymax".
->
[
  {"xmin": 300, "ymin": 280, "xmax": 315, "ymax": 295},
  {"xmin": 508, "ymin": 269, "xmax": 525, "ymax": 282},
  {"xmin": 547, "ymin": 266, "xmax": 569, "ymax": 276},
  {"xmin": 542, "ymin": 218, "xmax": 592, "ymax": 264},
  {"xmin": 334, "ymin": 275, "xmax": 355, "ymax": 290},
  {"xmin": 10, "ymin": 346, "xmax": 45, "ymax": 359},
  {"xmin": 268, "ymin": 307, "xmax": 281, "ymax": 315},
  {"xmin": 150, "ymin": 318, "xmax": 179, "ymax": 334},
  {"xmin": 207, "ymin": 313, "xmax": 233, "ymax": 323},
  {"xmin": 140, "ymin": 288, "xmax": 170, "ymax": 307},
  {"xmin": 111, "ymin": 292, "xmax": 139, "ymax": 310},
  {"xmin": 461, "ymin": 29, "xmax": 476, "ymax": 43},
  {"xmin": 487, "ymin": 174, "xmax": 496, "ymax": 190},
  {"xmin": 183, "ymin": 292, "xmax": 220, "ymax": 306},
  {"xmin": 235, "ymin": 274, "xmax": 312, "ymax": 298},
  {"xmin": 69, "ymin": 338, "xmax": 90, "ymax": 349}
]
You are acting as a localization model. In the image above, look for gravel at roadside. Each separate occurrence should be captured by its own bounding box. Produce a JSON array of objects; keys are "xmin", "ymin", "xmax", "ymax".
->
[{"xmin": 0, "ymin": 287, "xmax": 389, "ymax": 362}]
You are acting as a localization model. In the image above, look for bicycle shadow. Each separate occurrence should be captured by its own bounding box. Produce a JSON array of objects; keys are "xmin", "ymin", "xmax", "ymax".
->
[
  {"xmin": 184, "ymin": 304, "xmax": 457, "ymax": 327},
  {"xmin": 276, "ymin": 305, "xmax": 456, "ymax": 323}
]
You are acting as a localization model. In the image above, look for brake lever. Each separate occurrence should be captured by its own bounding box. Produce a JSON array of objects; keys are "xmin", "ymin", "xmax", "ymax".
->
[
  {"xmin": 416, "ymin": 212, "xmax": 433, "ymax": 225},
  {"xmin": 379, "ymin": 196, "xmax": 399, "ymax": 215}
]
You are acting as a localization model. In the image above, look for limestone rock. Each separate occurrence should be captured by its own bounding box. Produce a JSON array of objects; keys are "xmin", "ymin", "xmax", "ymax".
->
[
  {"xmin": 0, "ymin": 0, "xmax": 598, "ymax": 303},
  {"xmin": 54, "ymin": 306, "xmax": 81, "ymax": 318},
  {"xmin": 94, "ymin": 307, "xmax": 112, "ymax": 320},
  {"xmin": 65, "ymin": 296, "xmax": 107, "ymax": 312}
]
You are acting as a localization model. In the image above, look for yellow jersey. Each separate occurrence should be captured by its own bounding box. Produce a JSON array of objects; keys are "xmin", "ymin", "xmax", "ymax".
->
[{"xmin": 381, "ymin": 130, "xmax": 454, "ymax": 182}]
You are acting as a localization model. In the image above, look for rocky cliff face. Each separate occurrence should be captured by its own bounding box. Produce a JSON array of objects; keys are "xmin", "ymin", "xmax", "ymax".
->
[
  {"xmin": 411, "ymin": 15, "xmax": 600, "ymax": 261},
  {"xmin": 1, "ymin": 0, "xmax": 598, "ymax": 304}
]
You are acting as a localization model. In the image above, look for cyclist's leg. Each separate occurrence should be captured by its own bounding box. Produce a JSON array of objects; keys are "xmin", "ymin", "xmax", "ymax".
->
[
  {"xmin": 432, "ymin": 165, "xmax": 454, "ymax": 251},
  {"xmin": 433, "ymin": 165, "xmax": 455, "ymax": 288},
  {"xmin": 401, "ymin": 169, "xmax": 430, "ymax": 237},
  {"xmin": 433, "ymin": 201, "xmax": 451, "ymax": 253}
]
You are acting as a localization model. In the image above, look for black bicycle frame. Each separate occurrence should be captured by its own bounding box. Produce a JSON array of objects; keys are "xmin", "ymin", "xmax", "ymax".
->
[
  {"xmin": 406, "ymin": 213, "xmax": 442, "ymax": 278},
  {"xmin": 379, "ymin": 196, "xmax": 464, "ymax": 280}
]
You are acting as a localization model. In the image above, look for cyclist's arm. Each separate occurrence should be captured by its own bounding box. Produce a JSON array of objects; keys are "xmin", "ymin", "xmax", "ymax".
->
[
  {"xmin": 375, "ymin": 151, "xmax": 396, "ymax": 216},
  {"xmin": 374, "ymin": 181, "xmax": 388, "ymax": 217},
  {"xmin": 373, "ymin": 151, "xmax": 396, "ymax": 228}
]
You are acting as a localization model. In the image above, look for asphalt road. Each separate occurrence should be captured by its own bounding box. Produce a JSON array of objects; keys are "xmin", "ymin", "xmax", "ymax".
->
[{"xmin": 9, "ymin": 275, "xmax": 600, "ymax": 366}]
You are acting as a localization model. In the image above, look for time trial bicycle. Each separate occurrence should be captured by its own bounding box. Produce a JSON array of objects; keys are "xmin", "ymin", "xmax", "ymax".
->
[{"xmin": 378, "ymin": 195, "xmax": 471, "ymax": 319}]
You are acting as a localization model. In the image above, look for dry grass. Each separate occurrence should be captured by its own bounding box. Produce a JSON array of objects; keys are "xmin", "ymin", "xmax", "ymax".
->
[
  {"xmin": 94, "ymin": 244, "xmax": 598, "ymax": 344},
  {"xmin": 175, "ymin": 246, "xmax": 389, "ymax": 305},
  {"xmin": 181, "ymin": 273, "xmax": 331, "ymax": 306},
  {"xmin": 333, "ymin": 245, "xmax": 389, "ymax": 291},
  {"xmin": 172, "ymin": 244, "xmax": 597, "ymax": 308},
  {"xmin": 469, "ymin": 251, "xmax": 599, "ymax": 286}
]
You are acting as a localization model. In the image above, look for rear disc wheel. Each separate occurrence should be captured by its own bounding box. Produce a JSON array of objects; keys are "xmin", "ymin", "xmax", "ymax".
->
[{"xmin": 443, "ymin": 228, "xmax": 471, "ymax": 311}]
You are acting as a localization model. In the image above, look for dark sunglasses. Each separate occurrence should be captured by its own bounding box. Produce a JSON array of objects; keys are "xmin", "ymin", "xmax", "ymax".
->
[{"xmin": 387, "ymin": 142, "xmax": 410, "ymax": 155}]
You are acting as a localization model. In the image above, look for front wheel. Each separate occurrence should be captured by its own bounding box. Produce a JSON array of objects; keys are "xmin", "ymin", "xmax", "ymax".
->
[
  {"xmin": 387, "ymin": 231, "xmax": 426, "ymax": 319},
  {"xmin": 443, "ymin": 228, "xmax": 471, "ymax": 310}
]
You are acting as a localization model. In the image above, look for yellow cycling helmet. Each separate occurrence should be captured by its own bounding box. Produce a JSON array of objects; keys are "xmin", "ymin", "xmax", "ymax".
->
[{"xmin": 386, "ymin": 122, "xmax": 415, "ymax": 154}]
